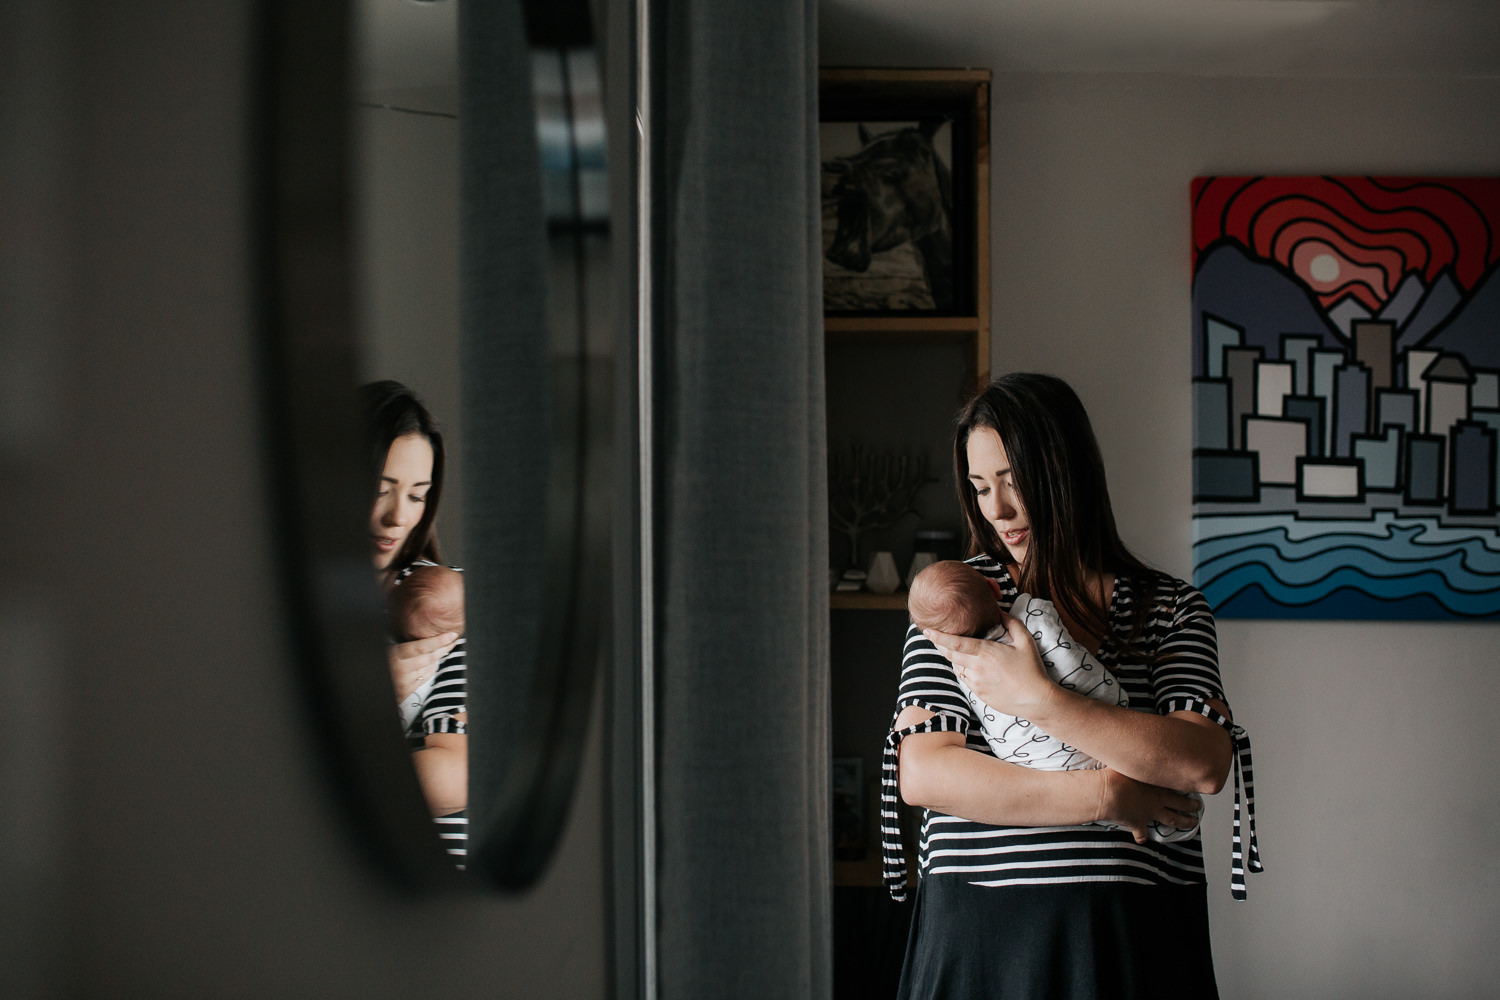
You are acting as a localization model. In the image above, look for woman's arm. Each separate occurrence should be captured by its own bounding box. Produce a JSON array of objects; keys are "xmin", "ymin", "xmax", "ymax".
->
[
  {"xmin": 890, "ymin": 611, "xmax": 1201, "ymax": 838},
  {"xmin": 894, "ymin": 705, "xmax": 1202, "ymax": 840},
  {"xmin": 1024, "ymin": 689, "xmax": 1230, "ymax": 794},
  {"xmin": 926, "ymin": 602, "xmax": 1232, "ymax": 794},
  {"xmin": 411, "ymin": 729, "xmax": 467, "ymax": 816},
  {"xmin": 407, "ymin": 641, "xmax": 469, "ymax": 817}
]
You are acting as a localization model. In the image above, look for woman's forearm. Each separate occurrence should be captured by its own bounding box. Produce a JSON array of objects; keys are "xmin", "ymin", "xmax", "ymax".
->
[
  {"xmin": 898, "ymin": 731, "xmax": 1107, "ymax": 827},
  {"xmin": 923, "ymin": 619, "xmax": 1231, "ymax": 796},
  {"xmin": 1028, "ymin": 689, "xmax": 1231, "ymax": 794},
  {"xmin": 895, "ymin": 710, "xmax": 1205, "ymax": 838}
]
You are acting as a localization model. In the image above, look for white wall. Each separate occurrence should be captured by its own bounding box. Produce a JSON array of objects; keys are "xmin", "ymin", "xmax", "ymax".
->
[
  {"xmin": 2, "ymin": 4, "xmax": 608, "ymax": 997},
  {"xmin": 988, "ymin": 73, "xmax": 1500, "ymax": 998},
  {"xmin": 355, "ymin": 104, "xmax": 466, "ymax": 562}
]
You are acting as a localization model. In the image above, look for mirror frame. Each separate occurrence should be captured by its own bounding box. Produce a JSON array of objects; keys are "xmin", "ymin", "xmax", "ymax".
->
[{"xmin": 256, "ymin": 0, "xmax": 614, "ymax": 890}]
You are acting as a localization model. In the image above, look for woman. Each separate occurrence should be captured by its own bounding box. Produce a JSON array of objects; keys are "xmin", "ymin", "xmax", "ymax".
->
[
  {"xmin": 361, "ymin": 380, "xmax": 468, "ymax": 855},
  {"xmin": 887, "ymin": 373, "xmax": 1256, "ymax": 998}
]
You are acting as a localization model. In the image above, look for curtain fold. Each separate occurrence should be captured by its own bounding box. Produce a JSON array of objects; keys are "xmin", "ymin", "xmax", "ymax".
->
[{"xmin": 654, "ymin": 0, "xmax": 830, "ymax": 996}]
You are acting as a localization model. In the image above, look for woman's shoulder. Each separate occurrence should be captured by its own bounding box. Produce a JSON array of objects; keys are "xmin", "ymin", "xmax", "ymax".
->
[
  {"xmin": 393, "ymin": 559, "xmax": 464, "ymax": 582},
  {"xmin": 1113, "ymin": 570, "xmax": 1216, "ymax": 653},
  {"xmin": 1117, "ymin": 567, "xmax": 1202, "ymax": 607},
  {"xmin": 965, "ymin": 552, "xmax": 1016, "ymax": 587},
  {"xmin": 965, "ymin": 551, "xmax": 1003, "ymax": 572}
]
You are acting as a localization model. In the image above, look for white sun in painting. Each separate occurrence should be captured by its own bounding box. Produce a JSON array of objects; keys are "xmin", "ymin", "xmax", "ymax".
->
[{"xmin": 1309, "ymin": 253, "xmax": 1341, "ymax": 283}]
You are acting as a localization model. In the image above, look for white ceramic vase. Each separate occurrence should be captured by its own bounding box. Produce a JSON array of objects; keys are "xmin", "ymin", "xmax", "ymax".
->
[
  {"xmin": 866, "ymin": 551, "xmax": 900, "ymax": 595},
  {"xmin": 905, "ymin": 550, "xmax": 936, "ymax": 590}
]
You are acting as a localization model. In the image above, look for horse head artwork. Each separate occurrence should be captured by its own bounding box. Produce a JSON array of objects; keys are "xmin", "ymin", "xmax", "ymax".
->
[{"xmin": 823, "ymin": 119, "xmax": 955, "ymax": 311}]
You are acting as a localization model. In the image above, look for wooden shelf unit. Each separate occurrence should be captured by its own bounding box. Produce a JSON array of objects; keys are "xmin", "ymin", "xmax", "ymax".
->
[
  {"xmin": 829, "ymin": 591, "xmax": 909, "ymax": 611},
  {"xmin": 822, "ymin": 67, "xmax": 991, "ymax": 891}
]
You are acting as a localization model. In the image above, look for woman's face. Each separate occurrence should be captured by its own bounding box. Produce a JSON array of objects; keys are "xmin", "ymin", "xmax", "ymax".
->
[
  {"xmin": 370, "ymin": 432, "xmax": 435, "ymax": 571},
  {"xmin": 965, "ymin": 426, "xmax": 1029, "ymax": 567}
]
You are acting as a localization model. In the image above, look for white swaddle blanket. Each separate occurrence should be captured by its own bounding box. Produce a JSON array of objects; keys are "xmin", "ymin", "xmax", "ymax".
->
[{"xmin": 955, "ymin": 592, "xmax": 1200, "ymax": 843}]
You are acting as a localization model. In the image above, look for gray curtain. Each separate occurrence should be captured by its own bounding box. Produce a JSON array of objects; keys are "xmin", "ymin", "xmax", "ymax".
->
[
  {"xmin": 458, "ymin": 1, "xmax": 552, "ymax": 874},
  {"xmin": 654, "ymin": 1, "xmax": 831, "ymax": 997}
]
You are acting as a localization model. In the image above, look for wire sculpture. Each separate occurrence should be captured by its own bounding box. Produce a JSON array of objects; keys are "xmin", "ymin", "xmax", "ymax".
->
[{"xmin": 828, "ymin": 445, "xmax": 936, "ymax": 573}]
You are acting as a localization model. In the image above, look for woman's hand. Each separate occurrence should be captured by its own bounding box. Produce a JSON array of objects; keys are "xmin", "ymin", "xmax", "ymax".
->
[
  {"xmin": 923, "ymin": 613, "xmax": 1057, "ymax": 720},
  {"xmin": 388, "ymin": 633, "xmax": 459, "ymax": 701},
  {"xmin": 1094, "ymin": 768, "xmax": 1202, "ymax": 844}
]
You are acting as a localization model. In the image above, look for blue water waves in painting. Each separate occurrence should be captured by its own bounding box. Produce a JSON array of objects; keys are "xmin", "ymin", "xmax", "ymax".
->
[{"xmin": 1193, "ymin": 512, "xmax": 1500, "ymax": 620}]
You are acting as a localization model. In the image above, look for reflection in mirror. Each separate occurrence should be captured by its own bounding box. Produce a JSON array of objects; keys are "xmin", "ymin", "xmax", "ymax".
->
[
  {"xmin": 264, "ymin": 0, "xmax": 614, "ymax": 890},
  {"xmin": 359, "ymin": 381, "xmax": 469, "ymax": 862},
  {"xmin": 351, "ymin": 1, "xmax": 468, "ymax": 864}
]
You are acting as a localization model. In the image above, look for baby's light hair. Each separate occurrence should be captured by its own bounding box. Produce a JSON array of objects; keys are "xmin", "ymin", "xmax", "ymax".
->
[
  {"xmin": 907, "ymin": 560, "xmax": 1004, "ymax": 636},
  {"xmin": 393, "ymin": 564, "xmax": 466, "ymax": 640}
]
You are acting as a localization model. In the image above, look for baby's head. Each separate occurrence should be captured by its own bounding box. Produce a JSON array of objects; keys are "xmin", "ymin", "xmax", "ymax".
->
[
  {"xmin": 391, "ymin": 564, "xmax": 465, "ymax": 641},
  {"xmin": 908, "ymin": 560, "xmax": 1004, "ymax": 637}
]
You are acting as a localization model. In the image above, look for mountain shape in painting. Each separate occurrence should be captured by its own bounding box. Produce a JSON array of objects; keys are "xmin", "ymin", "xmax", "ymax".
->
[
  {"xmin": 1379, "ymin": 271, "xmax": 1426, "ymax": 331},
  {"xmin": 1192, "ymin": 241, "xmax": 1344, "ymax": 376},
  {"xmin": 1423, "ymin": 262, "xmax": 1500, "ymax": 370},
  {"xmin": 1327, "ymin": 295, "xmax": 1372, "ymax": 338},
  {"xmin": 1398, "ymin": 267, "xmax": 1463, "ymax": 352}
]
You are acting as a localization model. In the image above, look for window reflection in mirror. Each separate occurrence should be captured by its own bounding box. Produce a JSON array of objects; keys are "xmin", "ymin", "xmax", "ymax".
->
[{"xmin": 352, "ymin": 0, "xmax": 468, "ymax": 866}]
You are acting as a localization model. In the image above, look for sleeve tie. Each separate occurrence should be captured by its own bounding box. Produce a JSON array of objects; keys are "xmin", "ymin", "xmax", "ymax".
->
[
  {"xmin": 1163, "ymin": 697, "xmax": 1263, "ymax": 900},
  {"xmin": 880, "ymin": 710, "xmax": 967, "ymax": 902}
]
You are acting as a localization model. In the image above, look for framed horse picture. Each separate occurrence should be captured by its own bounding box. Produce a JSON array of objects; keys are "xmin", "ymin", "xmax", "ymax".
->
[{"xmin": 820, "ymin": 70, "xmax": 989, "ymax": 318}]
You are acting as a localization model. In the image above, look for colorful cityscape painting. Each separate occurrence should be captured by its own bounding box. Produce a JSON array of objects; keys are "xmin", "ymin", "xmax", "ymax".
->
[{"xmin": 1191, "ymin": 176, "xmax": 1500, "ymax": 620}]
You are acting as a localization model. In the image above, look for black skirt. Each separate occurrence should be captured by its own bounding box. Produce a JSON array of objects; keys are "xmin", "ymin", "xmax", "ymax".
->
[{"xmin": 895, "ymin": 875, "xmax": 1220, "ymax": 1000}]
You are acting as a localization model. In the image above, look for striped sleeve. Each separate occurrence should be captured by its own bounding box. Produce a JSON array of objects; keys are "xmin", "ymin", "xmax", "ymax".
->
[
  {"xmin": 419, "ymin": 638, "xmax": 468, "ymax": 736},
  {"xmin": 402, "ymin": 636, "xmax": 469, "ymax": 868},
  {"xmin": 884, "ymin": 623, "xmax": 977, "ymax": 900},
  {"xmin": 895, "ymin": 624, "xmax": 973, "ymax": 726},
  {"xmin": 1149, "ymin": 581, "xmax": 1226, "ymax": 715}
]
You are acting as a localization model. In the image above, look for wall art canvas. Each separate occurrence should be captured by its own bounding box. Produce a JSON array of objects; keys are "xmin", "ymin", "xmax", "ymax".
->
[
  {"xmin": 817, "ymin": 72, "xmax": 985, "ymax": 318},
  {"xmin": 1191, "ymin": 176, "xmax": 1500, "ymax": 620},
  {"xmin": 821, "ymin": 119, "xmax": 956, "ymax": 313}
]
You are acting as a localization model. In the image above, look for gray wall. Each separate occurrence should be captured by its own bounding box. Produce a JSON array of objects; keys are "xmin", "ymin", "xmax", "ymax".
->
[
  {"xmin": 2, "ymin": 3, "xmax": 607, "ymax": 997},
  {"xmin": 355, "ymin": 104, "xmax": 466, "ymax": 562}
]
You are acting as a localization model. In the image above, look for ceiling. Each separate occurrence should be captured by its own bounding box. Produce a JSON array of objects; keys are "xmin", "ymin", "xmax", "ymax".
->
[
  {"xmin": 355, "ymin": 0, "xmax": 457, "ymax": 111},
  {"xmin": 819, "ymin": 0, "xmax": 1500, "ymax": 77},
  {"xmin": 356, "ymin": 0, "xmax": 1500, "ymax": 105}
]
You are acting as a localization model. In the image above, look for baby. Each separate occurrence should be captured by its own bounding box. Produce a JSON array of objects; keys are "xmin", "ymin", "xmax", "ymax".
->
[
  {"xmin": 907, "ymin": 559, "xmax": 1198, "ymax": 842},
  {"xmin": 389, "ymin": 564, "xmax": 465, "ymax": 730},
  {"xmin": 391, "ymin": 563, "xmax": 466, "ymax": 642}
]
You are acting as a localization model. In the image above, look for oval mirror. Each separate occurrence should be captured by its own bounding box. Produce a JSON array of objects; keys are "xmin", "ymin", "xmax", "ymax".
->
[{"xmin": 259, "ymin": 0, "xmax": 614, "ymax": 890}]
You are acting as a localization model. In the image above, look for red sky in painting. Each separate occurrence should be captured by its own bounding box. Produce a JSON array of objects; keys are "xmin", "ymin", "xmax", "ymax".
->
[{"xmin": 1191, "ymin": 176, "xmax": 1500, "ymax": 312}]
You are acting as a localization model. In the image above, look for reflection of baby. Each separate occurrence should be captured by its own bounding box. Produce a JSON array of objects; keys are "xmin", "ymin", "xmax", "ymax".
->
[
  {"xmin": 391, "ymin": 563, "xmax": 466, "ymax": 641},
  {"xmin": 390, "ymin": 564, "xmax": 465, "ymax": 729},
  {"xmin": 907, "ymin": 560, "xmax": 1199, "ymax": 842}
]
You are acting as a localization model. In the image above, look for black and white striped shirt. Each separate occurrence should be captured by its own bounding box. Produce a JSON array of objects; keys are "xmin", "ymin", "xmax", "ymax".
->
[
  {"xmin": 404, "ymin": 637, "xmax": 468, "ymax": 863},
  {"xmin": 892, "ymin": 557, "xmax": 1226, "ymax": 892},
  {"xmin": 393, "ymin": 560, "xmax": 469, "ymax": 863}
]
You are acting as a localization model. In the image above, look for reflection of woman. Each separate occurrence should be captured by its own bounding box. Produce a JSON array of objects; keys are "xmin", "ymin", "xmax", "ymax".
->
[
  {"xmin": 361, "ymin": 380, "xmax": 468, "ymax": 858},
  {"xmin": 888, "ymin": 374, "xmax": 1255, "ymax": 998}
]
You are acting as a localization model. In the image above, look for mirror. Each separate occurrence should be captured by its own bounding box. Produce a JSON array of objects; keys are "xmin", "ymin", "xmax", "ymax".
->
[{"xmin": 259, "ymin": 0, "xmax": 614, "ymax": 890}]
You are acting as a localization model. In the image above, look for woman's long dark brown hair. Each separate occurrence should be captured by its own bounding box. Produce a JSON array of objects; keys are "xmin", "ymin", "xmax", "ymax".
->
[
  {"xmin": 954, "ymin": 373, "xmax": 1161, "ymax": 660},
  {"xmin": 360, "ymin": 379, "xmax": 445, "ymax": 573}
]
